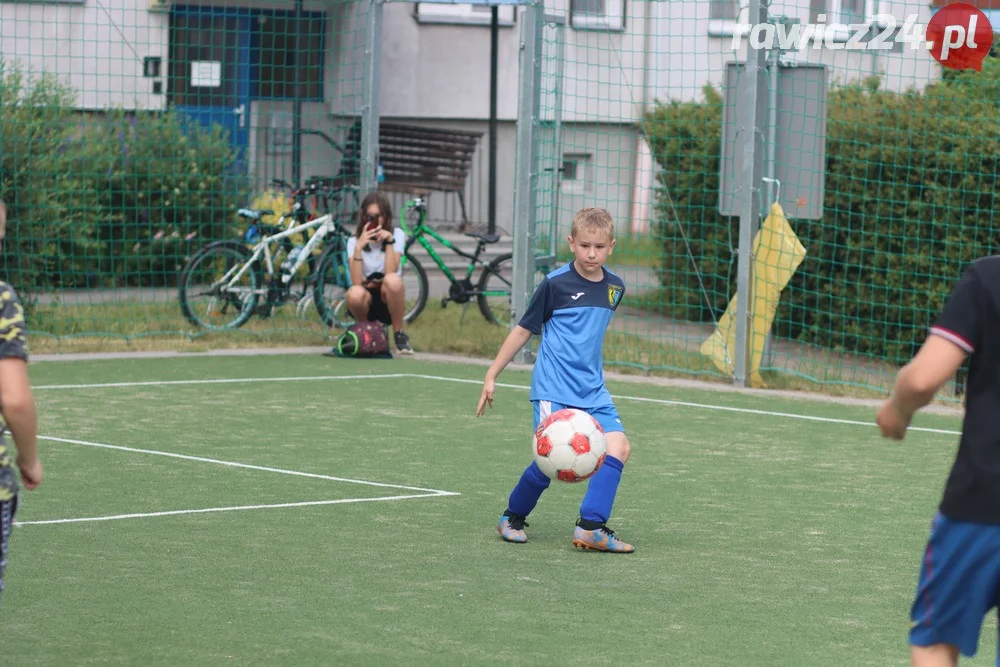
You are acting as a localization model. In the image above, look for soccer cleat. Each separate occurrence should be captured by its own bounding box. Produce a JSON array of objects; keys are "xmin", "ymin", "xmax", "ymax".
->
[
  {"xmin": 497, "ymin": 513, "xmax": 529, "ymax": 544},
  {"xmin": 394, "ymin": 330, "xmax": 414, "ymax": 355},
  {"xmin": 571, "ymin": 524, "xmax": 634, "ymax": 553}
]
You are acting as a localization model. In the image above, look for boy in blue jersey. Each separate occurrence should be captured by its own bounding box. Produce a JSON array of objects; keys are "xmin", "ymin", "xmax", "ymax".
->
[
  {"xmin": 475, "ymin": 208, "xmax": 633, "ymax": 553},
  {"xmin": 876, "ymin": 256, "xmax": 1000, "ymax": 666}
]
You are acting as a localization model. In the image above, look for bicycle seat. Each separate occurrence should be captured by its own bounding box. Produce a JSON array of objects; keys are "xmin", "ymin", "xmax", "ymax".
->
[
  {"xmin": 237, "ymin": 208, "xmax": 274, "ymax": 220},
  {"xmin": 466, "ymin": 232, "xmax": 501, "ymax": 244}
]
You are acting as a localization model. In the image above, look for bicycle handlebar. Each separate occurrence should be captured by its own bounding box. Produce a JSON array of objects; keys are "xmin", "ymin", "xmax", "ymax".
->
[{"xmin": 400, "ymin": 198, "xmax": 428, "ymax": 237}]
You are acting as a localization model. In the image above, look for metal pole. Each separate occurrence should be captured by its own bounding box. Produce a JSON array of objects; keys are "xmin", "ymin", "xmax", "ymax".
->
[
  {"xmin": 549, "ymin": 19, "xmax": 565, "ymax": 255},
  {"xmin": 761, "ymin": 35, "xmax": 779, "ymax": 368},
  {"xmin": 511, "ymin": 1, "xmax": 543, "ymax": 364},
  {"xmin": 361, "ymin": 0, "xmax": 383, "ymax": 196},
  {"xmin": 766, "ymin": 53, "xmax": 777, "ymax": 188},
  {"xmin": 292, "ymin": 0, "xmax": 303, "ymax": 186},
  {"xmin": 733, "ymin": 0, "xmax": 768, "ymax": 387},
  {"xmin": 488, "ymin": 5, "xmax": 499, "ymax": 235}
]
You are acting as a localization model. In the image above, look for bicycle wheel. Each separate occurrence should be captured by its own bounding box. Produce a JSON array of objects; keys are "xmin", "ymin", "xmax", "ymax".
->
[
  {"xmin": 313, "ymin": 240, "xmax": 354, "ymax": 329},
  {"xmin": 477, "ymin": 253, "xmax": 554, "ymax": 326},
  {"xmin": 477, "ymin": 252, "xmax": 513, "ymax": 326},
  {"xmin": 314, "ymin": 248, "xmax": 429, "ymax": 328},
  {"xmin": 401, "ymin": 253, "xmax": 428, "ymax": 324},
  {"xmin": 179, "ymin": 241, "xmax": 261, "ymax": 330}
]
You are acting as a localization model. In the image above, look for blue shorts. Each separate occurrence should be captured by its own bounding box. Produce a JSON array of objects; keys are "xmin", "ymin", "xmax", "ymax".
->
[
  {"xmin": 531, "ymin": 400, "xmax": 624, "ymax": 434},
  {"xmin": 910, "ymin": 512, "xmax": 1000, "ymax": 659}
]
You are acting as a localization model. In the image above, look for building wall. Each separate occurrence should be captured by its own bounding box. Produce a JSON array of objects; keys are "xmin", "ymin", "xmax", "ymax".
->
[
  {"xmin": 246, "ymin": 99, "xmax": 637, "ymax": 236},
  {"xmin": 650, "ymin": 0, "xmax": 939, "ymax": 105},
  {"xmin": 326, "ymin": 1, "xmax": 650, "ymax": 124},
  {"xmin": 0, "ymin": 0, "xmax": 169, "ymax": 111},
  {"xmin": 2, "ymin": 0, "xmax": 940, "ymax": 236}
]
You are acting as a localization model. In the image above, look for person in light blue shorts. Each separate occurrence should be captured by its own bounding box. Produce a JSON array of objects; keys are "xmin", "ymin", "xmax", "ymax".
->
[
  {"xmin": 476, "ymin": 207, "xmax": 633, "ymax": 553},
  {"xmin": 531, "ymin": 400, "xmax": 622, "ymax": 434}
]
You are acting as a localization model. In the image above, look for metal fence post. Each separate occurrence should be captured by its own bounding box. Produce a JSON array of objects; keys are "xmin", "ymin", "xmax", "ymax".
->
[
  {"xmin": 733, "ymin": 0, "xmax": 768, "ymax": 386},
  {"xmin": 511, "ymin": 0, "xmax": 543, "ymax": 365},
  {"xmin": 361, "ymin": 0, "xmax": 384, "ymax": 196}
]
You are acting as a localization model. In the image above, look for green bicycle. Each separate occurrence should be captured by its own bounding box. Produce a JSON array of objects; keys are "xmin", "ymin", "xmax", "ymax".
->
[{"xmin": 399, "ymin": 198, "xmax": 516, "ymax": 325}]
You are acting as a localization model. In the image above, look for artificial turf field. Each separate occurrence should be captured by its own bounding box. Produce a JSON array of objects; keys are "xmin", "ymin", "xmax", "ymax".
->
[{"xmin": 1, "ymin": 353, "xmax": 993, "ymax": 666}]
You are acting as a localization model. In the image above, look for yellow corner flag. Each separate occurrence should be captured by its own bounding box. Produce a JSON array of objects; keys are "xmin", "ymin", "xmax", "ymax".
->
[{"xmin": 700, "ymin": 202, "xmax": 807, "ymax": 387}]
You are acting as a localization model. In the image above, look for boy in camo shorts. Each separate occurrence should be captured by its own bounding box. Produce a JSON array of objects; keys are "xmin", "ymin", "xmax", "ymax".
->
[{"xmin": 0, "ymin": 198, "xmax": 43, "ymax": 599}]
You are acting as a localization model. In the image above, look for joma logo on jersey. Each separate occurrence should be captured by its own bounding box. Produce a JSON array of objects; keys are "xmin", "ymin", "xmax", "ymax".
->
[{"xmin": 608, "ymin": 285, "xmax": 623, "ymax": 309}]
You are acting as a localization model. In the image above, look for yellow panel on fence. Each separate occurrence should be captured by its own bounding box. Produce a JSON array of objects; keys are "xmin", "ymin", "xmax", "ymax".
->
[{"xmin": 701, "ymin": 202, "xmax": 808, "ymax": 387}]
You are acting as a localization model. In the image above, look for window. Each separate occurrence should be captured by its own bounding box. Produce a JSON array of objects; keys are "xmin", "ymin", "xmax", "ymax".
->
[
  {"xmin": 810, "ymin": 0, "xmax": 869, "ymax": 25},
  {"xmin": 170, "ymin": 14, "xmax": 244, "ymax": 108},
  {"xmin": 863, "ymin": 15, "xmax": 904, "ymax": 53},
  {"xmin": 254, "ymin": 12, "xmax": 324, "ymax": 100},
  {"xmin": 414, "ymin": 3, "xmax": 515, "ymax": 26},
  {"xmin": 570, "ymin": 0, "xmax": 624, "ymax": 31},
  {"xmin": 171, "ymin": 10, "xmax": 325, "ymax": 106},
  {"xmin": 560, "ymin": 153, "xmax": 592, "ymax": 195},
  {"xmin": 809, "ymin": 0, "xmax": 878, "ymax": 42},
  {"xmin": 708, "ymin": 0, "xmax": 745, "ymax": 38},
  {"xmin": 709, "ymin": 0, "xmax": 739, "ymax": 21}
]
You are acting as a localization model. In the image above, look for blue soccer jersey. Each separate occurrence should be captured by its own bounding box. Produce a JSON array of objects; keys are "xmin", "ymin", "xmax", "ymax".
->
[{"xmin": 518, "ymin": 262, "xmax": 625, "ymax": 408}]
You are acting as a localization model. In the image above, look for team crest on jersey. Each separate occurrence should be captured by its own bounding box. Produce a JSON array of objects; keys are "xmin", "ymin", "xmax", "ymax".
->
[{"xmin": 608, "ymin": 285, "xmax": 623, "ymax": 310}]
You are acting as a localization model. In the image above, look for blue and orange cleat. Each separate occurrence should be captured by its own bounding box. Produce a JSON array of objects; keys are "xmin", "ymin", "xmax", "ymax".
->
[
  {"xmin": 572, "ymin": 523, "xmax": 634, "ymax": 553},
  {"xmin": 497, "ymin": 512, "xmax": 529, "ymax": 544}
]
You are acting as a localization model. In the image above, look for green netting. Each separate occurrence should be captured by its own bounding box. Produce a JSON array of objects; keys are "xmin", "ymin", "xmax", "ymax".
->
[
  {"xmin": 0, "ymin": 0, "xmax": 373, "ymax": 347},
  {"xmin": 528, "ymin": 0, "xmax": 990, "ymax": 400},
  {"xmin": 1, "ymin": 0, "xmax": 992, "ymax": 401}
]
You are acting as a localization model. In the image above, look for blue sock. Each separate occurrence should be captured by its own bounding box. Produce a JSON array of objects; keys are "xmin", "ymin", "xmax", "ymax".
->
[
  {"xmin": 579, "ymin": 455, "xmax": 625, "ymax": 525},
  {"xmin": 506, "ymin": 461, "xmax": 551, "ymax": 518}
]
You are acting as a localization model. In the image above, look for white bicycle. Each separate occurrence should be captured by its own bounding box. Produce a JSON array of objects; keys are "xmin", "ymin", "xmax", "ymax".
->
[{"xmin": 178, "ymin": 181, "xmax": 357, "ymax": 330}]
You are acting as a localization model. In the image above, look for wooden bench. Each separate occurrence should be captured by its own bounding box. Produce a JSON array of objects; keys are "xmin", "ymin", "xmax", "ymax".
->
[{"xmin": 327, "ymin": 120, "xmax": 483, "ymax": 229}]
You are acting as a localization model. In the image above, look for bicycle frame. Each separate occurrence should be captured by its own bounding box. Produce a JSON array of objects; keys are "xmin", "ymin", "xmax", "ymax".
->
[
  {"xmin": 399, "ymin": 202, "xmax": 483, "ymax": 283},
  {"xmin": 223, "ymin": 213, "xmax": 340, "ymax": 293}
]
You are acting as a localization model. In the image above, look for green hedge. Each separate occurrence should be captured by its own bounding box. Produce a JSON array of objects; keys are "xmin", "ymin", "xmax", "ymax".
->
[
  {"xmin": 0, "ymin": 60, "xmax": 248, "ymax": 303},
  {"xmin": 645, "ymin": 62, "xmax": 1000, "ymax": 366}
]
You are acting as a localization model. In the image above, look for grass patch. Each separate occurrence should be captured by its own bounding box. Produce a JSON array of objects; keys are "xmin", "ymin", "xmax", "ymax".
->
[
  {"xmin": 22, "ymin": 294, "xmax": 935, "ymax": 404},
  {"xmin": 27, "ymin": 300, "xmax": 334, "ymax": 355},
  {"xmin": 6, "ymin": 356, "xmax": 971, "ymax": 665},
  {"xmin": 25, "ymin": 299, "xmax": 514, "ymax": 357}
]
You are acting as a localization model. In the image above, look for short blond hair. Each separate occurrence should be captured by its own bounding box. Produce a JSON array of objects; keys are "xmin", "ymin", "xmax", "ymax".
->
[{"xmin": 571, "ymin": 207, "xmax": 615, "ymax": 241}]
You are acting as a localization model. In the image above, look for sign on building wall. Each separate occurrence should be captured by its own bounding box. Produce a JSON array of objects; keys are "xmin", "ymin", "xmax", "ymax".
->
[{"xmin": 190, "ymin": 61, "xmax": 222, "ymax": 89}]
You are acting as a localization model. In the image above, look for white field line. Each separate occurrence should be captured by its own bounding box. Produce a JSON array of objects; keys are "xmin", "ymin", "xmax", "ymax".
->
[
  {"xmin": 19, "ymin": 369, "xmax": 959, "ymax": 524},
  {"xmin": 403, "ymin": 373, "xmax": 964, "ymax": 437},
  {"xmin": 38, "ymin": 435, "xmax": 459, "ymax": 495},
  {"xmin": 19, "ymin": 433, "xmax": 459, "ymax": 527},
  {"xmin": 34, "ymin": 371, "xmax": 962, "ymax": 436},
  {"xmin": 33, "ymin": 373, "xmax": 408, "ymax": 391},
  {"xmin": 16, "ymin": 494, "xmax": 447, "ymax": 526}
]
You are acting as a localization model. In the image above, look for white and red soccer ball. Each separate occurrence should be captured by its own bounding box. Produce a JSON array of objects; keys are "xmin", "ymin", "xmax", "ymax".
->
[{"xmin": 533, "ymin": 408, "xmax": 607, "ymax": 483}]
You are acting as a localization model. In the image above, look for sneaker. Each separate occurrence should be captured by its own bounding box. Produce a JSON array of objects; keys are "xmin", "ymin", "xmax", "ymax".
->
[
  {"xmin": 497, "ymin": 512, "xmax": 529, "ymax": 544},
  {"xmin": 571, "ymin": 522, "xmax": 634, "ymax": 553},
  {"xmin": 394, "ymin": 330, "xmax": 414, "ymax": 355}
]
